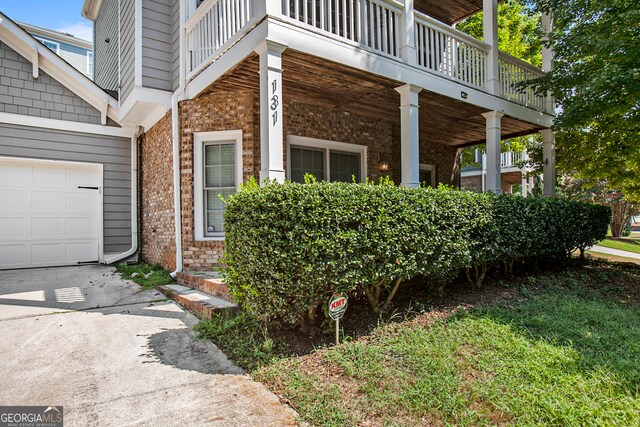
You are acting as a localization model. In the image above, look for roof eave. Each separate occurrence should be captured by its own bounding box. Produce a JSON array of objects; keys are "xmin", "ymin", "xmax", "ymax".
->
[{"xmin": 82, "ymin": 0, "xmax": 103, "ymax": 21}]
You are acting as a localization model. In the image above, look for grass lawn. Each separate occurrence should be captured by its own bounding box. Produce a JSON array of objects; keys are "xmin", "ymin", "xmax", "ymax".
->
[
  {"xmin": 596, "ymin": 237, "xmax": 640, "ymax": 254},
  {"xmin": 115, "ymin": 262, "xmax": 174, "ymax": 289},
  {"xmin": 198, "ymin": 261, "xmax": 640, "ymax": 426}
]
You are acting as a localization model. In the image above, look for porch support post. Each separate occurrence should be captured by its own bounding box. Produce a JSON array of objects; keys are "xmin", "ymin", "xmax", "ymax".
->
[
  {"xmin": 396, "ymin": 84, "xmax": 422, "ymax": 188},
  {"xmin": 483, "ymin": 0, "xmax": 500, "ymax": 95},
  {"xmin": 482, "ymin": 111, "xmax": 504, "ymax": 194},
  {"xmin": 541, "ymin": 11, "xmax": 555, "ymax": 113},
  {"xmin": 541, "ymin": 129, "xmax": 556, "ymax": 196},
  {"xmin": 400, "ymin": 0, "xmax": 417, "ymax": 66},
  {"xmin": 255, "ymin": 40, "xmax": 287, "ymax": 185}
]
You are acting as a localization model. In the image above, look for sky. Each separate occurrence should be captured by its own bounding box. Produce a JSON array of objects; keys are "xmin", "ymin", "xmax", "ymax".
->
[{"xmin": 0, "ymin": 0, "xmax": 92, "ymax": 41}]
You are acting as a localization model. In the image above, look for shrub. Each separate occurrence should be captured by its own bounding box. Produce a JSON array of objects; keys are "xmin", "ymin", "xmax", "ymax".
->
[{"xmin": 222, "ymin": 180, "xmax": 610, "ymax": 327}]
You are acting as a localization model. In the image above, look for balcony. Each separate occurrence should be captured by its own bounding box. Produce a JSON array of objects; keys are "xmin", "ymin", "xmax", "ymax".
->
[{"xmin": 184, "ymin": 0, "xmax": 547, "ymax": 112}]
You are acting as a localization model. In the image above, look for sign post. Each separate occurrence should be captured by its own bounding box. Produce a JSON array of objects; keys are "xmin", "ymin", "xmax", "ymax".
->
[{"xmin": 328, "ymin": 293, "xmax": 348, "ymax": 346}]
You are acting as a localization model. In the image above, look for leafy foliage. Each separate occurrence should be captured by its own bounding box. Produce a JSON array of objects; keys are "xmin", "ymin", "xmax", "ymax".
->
[
  {"xmin": 222, "ymin": 180, "xmax": 609, "ymax": 326},
  {"xmin": 457, "ymin": 0, "xmax": 542, "ymax": 67}
]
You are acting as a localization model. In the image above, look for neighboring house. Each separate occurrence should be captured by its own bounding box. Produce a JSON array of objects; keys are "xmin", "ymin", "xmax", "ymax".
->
[
  {"xmin": 0, "ymin": 12, "xmax": 135, "ymax": 270},
  {"xmin": 461, "ymin": 150, "xmax": 536, "ymax": 195},
  {"xmin": 80, "ymin": 0, "xmax": 556, "ymax": 274},
  {"xmin": 18, "ymin": 22, "xmax": 94, "ymax": 79}
]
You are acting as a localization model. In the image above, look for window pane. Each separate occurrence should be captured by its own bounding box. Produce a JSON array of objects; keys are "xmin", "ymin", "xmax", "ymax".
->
[
  {"xmin": 290, "ymin": 146, "xmax": 324, "ymax": 183},
  {"xmin": 203, "ymin": 142, "xmax": 237, "ymax": 236},
  {"xmin": 205, "ymin": 188, "xmax": 235, "ymax": 234},
  {"xmin": 330, "ymin": 151, "xmax": 360, "ymax": 182}
]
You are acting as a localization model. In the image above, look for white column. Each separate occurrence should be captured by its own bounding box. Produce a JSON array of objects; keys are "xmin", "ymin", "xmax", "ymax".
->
[
  {"xmin": 255, "ymin": 40, "xmax": 287, "ymax": 185},
  {"xmin": 541, "ymin": 11, "xmax": 554, "ymax": 113},
  {"xmin": 541, "ymin": 129, "xmax": 556, "ymax": 196},
  {"xmin": 399, "ymin": 0, "xmax": 417, "ymax": 66},
  {"xmin": 481, "ymin": 153, "xmax": 487, "ymax": 192},
  {"xmin": 395, "ymin": 84, "xmax": 422, "ymax": 188},
  {"xmin": 521, "ymin": 150, "xmax": 528, "ymax": 196},
  {"xmin": 482, "ymin": 111, "xmax": 504, "ymax": 194},
  {"xmin": 483, "ymin": 0, "xmax": 500, "ymax": 95}
]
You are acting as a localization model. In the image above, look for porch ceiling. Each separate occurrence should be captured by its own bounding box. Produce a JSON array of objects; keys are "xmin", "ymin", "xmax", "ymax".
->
[
  {"xmin": 415, "ymin": 0, "xmax": 501, "ymax": 25},
  {"xmin": 200, "ymin": 50, "xmax": 541, "ymax": 147}
]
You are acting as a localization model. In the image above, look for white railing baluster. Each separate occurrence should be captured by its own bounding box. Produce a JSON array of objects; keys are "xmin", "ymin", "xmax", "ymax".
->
[{"xmin": 497, "ymin": 52, "xmax": 544, "ymax": 108}]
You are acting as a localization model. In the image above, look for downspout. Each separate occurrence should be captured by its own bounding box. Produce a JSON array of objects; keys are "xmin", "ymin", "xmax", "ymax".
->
[
  {"xmin": 170, "ymin": 89, "xmax": 184, "ymax": 278},
  {"xmin": 105, "ymin": 125, "xmax": 142, "ymax": 264},
  {"xmin": 170, "ymin": 0, "xmax": 188, "ymax": 279}
]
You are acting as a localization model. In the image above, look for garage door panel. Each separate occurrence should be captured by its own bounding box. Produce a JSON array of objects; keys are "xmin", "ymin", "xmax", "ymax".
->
[
  {"xmin": 31, "ymin": 243, "xmax": 64, "ymax": 264},
  {"xmin": 0, "ymin": 157, "xmax": 101, "ymax": 269},
  {"xmin": 0, "ymin": 162, "xmax": 31, "ymax": 185},
  {"xmin": 33, "ymin": 165, "xmax": 65, "ymax": 187},
  {"xmin": 0, "ymin": 244, "xmax": 27, "ymax": 268},
  {"xmin": 66, "ymin": 217, "xmax": 96, "ymax": 237},
  {"xmin": 0, "ymin": 190, "xmax": 28, "ymax": 210},
  {"xmin": 32, "ymin": 191, "xmax": 65, "ymax": 210},
  {"xmin": 0, "ymin": 217, "xmax": 27, "ymax": 238},
  {"xmin": 31, "ymin": 217, "xmax": 64, "ymax": 238},
  {"xmin": 65, "ymin": 242, "xmax": 98, "ymax": 263}
]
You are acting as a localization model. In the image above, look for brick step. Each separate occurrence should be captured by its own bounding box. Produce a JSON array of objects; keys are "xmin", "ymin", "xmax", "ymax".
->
[
  {"xmin": 158, "ymin": 284, "xmax": 237, "ymax": 319},
  {"xmin": 175, "ymin": 271, "xmax": 233, "ymax": 302}
]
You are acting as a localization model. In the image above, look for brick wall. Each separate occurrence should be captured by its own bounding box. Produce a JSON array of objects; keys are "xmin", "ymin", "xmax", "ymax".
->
[
  {"xmin": 178, "ymin": 89, "xmax": 258, "ymax": 271},
  {"xmin": 0, "ymin": 41, "xmax": 104, "ymax": 124},
  {"xmin": 419, "ymin": 141, "xmax": 459, "ymax": 186},
  {"xmin": 140, "ymin": 111, "xmax": 176, "ymax": 269}
]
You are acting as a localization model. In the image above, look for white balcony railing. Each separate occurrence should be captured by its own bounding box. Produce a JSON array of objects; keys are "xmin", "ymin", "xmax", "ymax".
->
[
  {"xmin": 185, "ymin": 0, "xmax": 257, "ymax": 79},
  {"xmin": 415, "ymin": 12, "xmax": 488, "ymax": 89},
  {"xmin": 184, "ymin": 0, "xmax": 548, "ymax": 112},
  {"xmin": 499, "ymin": 52, "xmax": 545, "ymax": 110},
  {"xmin": 281, "ymin": 0, "xmax": 402, "ymax": 58},
  {"xmin": 500, "ymin": 151, "xmax": 523, "ymax": 168}
]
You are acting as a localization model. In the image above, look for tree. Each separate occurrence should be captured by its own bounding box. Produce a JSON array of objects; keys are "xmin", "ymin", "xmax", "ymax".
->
[
  {"xmin": 529, "ymin": 0, "xmax": 640, "ymax": 235},
  {"xmin": 457, "ymin": 0, "xmax": 542, "ymax": 67}
]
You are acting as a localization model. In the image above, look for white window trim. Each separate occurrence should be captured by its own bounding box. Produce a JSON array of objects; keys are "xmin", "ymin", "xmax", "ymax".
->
[
  {"xmin": 419, "ymin": 163, "xmax": 436, "ymax": 188},
  {"xmin": 193, "ymin": 130, "xmax": 243, "ymax": 241},
  {"xmin": 286, "ymin": 135, "xmax": 367, "ymax": 183},
  {"xmin": 35, "ymin": 37, "xmax": 60, "ymax": 54}
]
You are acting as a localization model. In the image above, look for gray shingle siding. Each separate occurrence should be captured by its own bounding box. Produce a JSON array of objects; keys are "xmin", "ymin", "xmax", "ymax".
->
[
  {"xmin": 142, "ymin": 0, "xmax": 173, "ymax": 91},
  {"xmin": 0, "ymin": 123, "xmax": 132, "ymax": 254},
  {"xmin": 0, "ymin": 42, "xmax": 103, "ymax": 125},
  {"xmin": 94, "ymin": 0, "xmax": 119, "ymax": 92},
  {"xmin": 120, "ymin": 0, "xmax": 135, "ymax": 101},
  {"xmin": 171, "ymin": 0, "xmax": 180, "ymax": 91}
]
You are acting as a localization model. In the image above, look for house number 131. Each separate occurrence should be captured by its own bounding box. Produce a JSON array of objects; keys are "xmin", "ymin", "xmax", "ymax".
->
[{"xmin": 270, "ymin": 79, "xmax": 279, "ymax": 126}]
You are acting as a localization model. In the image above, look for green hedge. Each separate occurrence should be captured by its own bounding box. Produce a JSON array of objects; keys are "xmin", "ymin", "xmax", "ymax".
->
[{"xmin": 222, "ymin": 179, "xmax": 610, "ymax": 326}]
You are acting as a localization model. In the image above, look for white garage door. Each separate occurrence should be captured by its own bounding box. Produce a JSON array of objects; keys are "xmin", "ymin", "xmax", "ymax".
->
[{"xmin": 0, "ymin": 157, "xmax": 102, "ymax": 269}]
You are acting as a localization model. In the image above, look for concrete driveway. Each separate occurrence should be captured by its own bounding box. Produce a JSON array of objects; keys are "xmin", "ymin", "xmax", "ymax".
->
[{"xmin": 0, "ymin": 266, "xmax": 298, "ymax": 426}]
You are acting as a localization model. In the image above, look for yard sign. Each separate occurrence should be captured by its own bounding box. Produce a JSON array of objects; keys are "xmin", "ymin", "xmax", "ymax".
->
[{"xmin": 328, "ymin": 293, "xmax": 348, "ymax": 345}]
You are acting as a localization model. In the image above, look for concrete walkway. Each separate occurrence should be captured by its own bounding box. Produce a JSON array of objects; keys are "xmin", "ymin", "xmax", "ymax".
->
[
  {"xmin": 0, "ymin": 266, "xmax": 298, "ymax": 427},
  {"xmin": 589, "ymin": 245, "xmax": 640, "ymax": 260}
]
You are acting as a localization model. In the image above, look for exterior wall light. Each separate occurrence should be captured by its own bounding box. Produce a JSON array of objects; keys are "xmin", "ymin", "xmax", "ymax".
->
[{"xmin": 379, "ymin": 162, "xmax": 389, "ymax": 173}]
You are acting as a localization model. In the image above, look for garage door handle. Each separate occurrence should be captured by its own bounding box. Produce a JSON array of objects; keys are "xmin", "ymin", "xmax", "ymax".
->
[{"xmin": 78, "ymin": 186, "xmax": 99, "ymax": 190}]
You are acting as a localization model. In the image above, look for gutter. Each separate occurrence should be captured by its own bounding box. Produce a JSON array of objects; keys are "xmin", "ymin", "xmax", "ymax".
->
[
  {"xmin": 170, "ymin": 89, "xmax": 185, "ymax": 278},
  {"xmin": 105, "ymin": 125, "xmax": 143, "ymax": 264}
]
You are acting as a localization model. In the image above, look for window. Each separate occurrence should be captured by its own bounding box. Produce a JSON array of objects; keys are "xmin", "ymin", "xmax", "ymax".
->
[
  {"xmin": 419, "ymin": 164, "xmax": 436, "ymax": 188},
  {"xmin": 35, "ymin": 37, "xmax": 59, "ymax": 54},
  {"xmin": 193, "ymin": 130, "xmax": 243, "ymax": 240},
  {"xmin": 287, "ymin": 135, "xmax": 366, "ymax": 183},
  {"xmin": 86, "ymin": 51, "xmax": 94, "ymax": 77}
]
